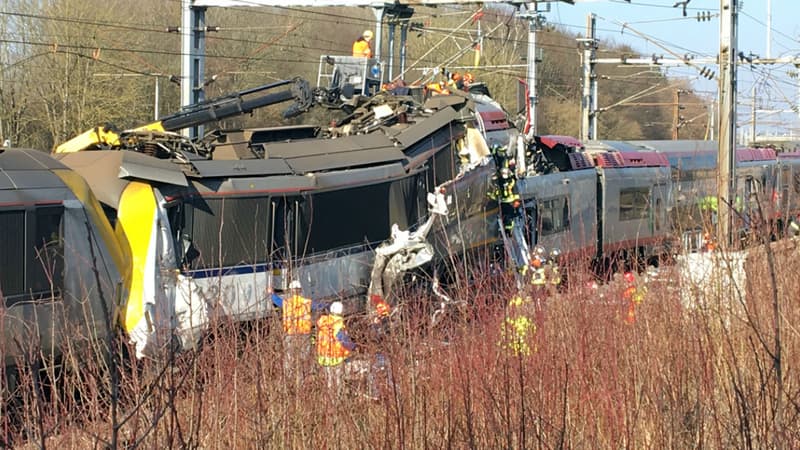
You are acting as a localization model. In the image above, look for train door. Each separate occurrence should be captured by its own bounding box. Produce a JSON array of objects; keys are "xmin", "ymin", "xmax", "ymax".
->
[
  {"xmin": 650, "ymin": 184, "xmax": 667, "ymax": 235},
  {"xmin": 742, "ymin": 175, "xmax": 760, "ymax": 229},
  {"xmin": 780, "ymin": 164, "xmax": 791, "ymax": 222},
  {"xmin": 523, "ymin": 200, "xmax": 537, "ymax": 248}
]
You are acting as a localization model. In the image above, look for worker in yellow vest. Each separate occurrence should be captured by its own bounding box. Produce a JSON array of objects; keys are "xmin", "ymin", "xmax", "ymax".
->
[
  {"xmin": 352, "ymin": 30, "xmax": 374, "ymax": 58},
  {"xmin": 317, "ymin": 301, "xmax": 356, "ymax": 396},
  {"xmin": 498, "ymin": 295, "xmax": 536, "ymax": 357}
]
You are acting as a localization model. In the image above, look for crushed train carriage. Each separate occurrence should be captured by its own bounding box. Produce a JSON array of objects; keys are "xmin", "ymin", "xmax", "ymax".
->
[{"xmin": 55, "ymin": 81, "xmax": 517, "ymax": 357}]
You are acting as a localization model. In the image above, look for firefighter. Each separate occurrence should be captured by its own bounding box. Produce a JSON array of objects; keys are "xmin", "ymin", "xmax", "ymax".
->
[
  {"xmin": 546, "ymin": 248, "xmax": 562, "ymax": 293},
  {"xmin": 622, "ymin": 271, "xmax": 646, "ymax": 324},
  {"xmin": 530, "ymin": 245, "xmax": 548, "ymax": 287},
  {"xmin": 702, "ymin": 231, "xmax": 716, "ymax": 252},
  {"xmin": 425, "ymin": 80, "xmax": 449, "ymax": 96},
  {"xmin": 462, "ymin": 72, "xmax": 475, "ymax": 87},
  {"xmin": 488, "ymin": 145, "xmax": 521, "ymax": 232},
  {"xmin": 316, "ymin": 301, "xmax": 356, "ymax": 396},
  {"xmin": 352, "ymin": 30, "xmax": 374, "ymax": 58},
  {"xmin": 498, "ymin": 295, "xmax": 536, "ymax": 357},
  {"xmin": 446, "ymin": 71, "xmax": 464, "ymax": 90},
  {"xmin": 370, "ymin": 294, "xmax": 392, "ymax": 326}
]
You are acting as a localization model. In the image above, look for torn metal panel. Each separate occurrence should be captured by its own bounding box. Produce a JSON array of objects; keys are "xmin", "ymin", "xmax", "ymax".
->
[
  {"xmin": 395, "ymin": 107, "xmax": 460, "ymax": 149},
  {"xmin": 57, "ymin": 152, "xmax": 133, "ymax": 208},
  {"xmin": 118, "ymin": 151, "xmax": 189, "ymax": 186},
  {"xmin": 422, "ymin": 95, "xmax": 467, "ymax": 111}
]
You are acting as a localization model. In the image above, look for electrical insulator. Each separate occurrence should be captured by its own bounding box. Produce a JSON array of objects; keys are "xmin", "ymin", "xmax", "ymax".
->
[
  {"xmin": 699, "ymin": 67, "xmax": 715, "ymax": 80},
  {"xmin": 696, "ymin": 11, "xmax": 712, "ymax": 22}
]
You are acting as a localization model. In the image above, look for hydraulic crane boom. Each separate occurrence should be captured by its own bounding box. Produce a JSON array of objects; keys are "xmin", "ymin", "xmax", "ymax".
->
[{"xmin": 54, "ymin": 78, "xmax": 314, "ymax": 154}]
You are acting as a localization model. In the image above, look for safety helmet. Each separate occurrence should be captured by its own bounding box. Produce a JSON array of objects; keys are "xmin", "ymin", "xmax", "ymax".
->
[
  {"xmin": 534, "ymin": 245, "xmax": 546, "ymax": 257},
  {"xmin": 289, "ymin": 280, "xmax": 302, "ymax": 290},
  {"xmin": 330, "ymin": 301, "xmax": 344, "ymax": 315},
  {"xmin": 623, "ymin": 272, "xmax": 635, "ymax": 284},
  {"xmin": 549, "ymin": 248, "xmax": 561, "ymax": 259},
  {"xmin": 362, "ymin": 29, "xmax": 374, "ymax": 40}
]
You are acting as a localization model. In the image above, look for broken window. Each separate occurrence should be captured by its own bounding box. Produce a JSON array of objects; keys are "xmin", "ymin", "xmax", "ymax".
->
[
  {"xmin": 537, "ymin": 196, "xmax": 570, "ymax": 236},
  {"xmin": 619, "ymin": 187, "xmax": 650, "ymax": 222}
]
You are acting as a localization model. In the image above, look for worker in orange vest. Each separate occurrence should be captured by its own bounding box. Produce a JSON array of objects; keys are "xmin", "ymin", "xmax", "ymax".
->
[
  {"xmin": 271, "ymin": 279, "xmax": 323, "ymax": 381},
  {"xmin": 352, "ymin": 30, "xmax": 374, "ymax": 58},
  {"xmin": 316, "ymin": 301, "xmax": 356, "ymax": 396},
  {"xmin": 622, "ymin": 271, "xmax": 646, "ymax": 324}
]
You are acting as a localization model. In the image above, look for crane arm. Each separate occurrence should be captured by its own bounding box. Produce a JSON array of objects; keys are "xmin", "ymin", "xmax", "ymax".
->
[{"xmin": 54, "ymin": 78, "xmax": 314, "ymax": 154}]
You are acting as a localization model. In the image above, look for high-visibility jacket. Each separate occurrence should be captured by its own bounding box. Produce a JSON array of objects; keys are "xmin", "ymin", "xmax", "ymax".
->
[
  {"xmin": 352, "ymin": 39, "xmax": 372, "ymax": 58},
  {"xmin": 283, "ymin": 294, "xmax": 312, "ymax": 335},
  {"xmin": 317, "ymin": 314, "xmax": 353, "ymax": 366},
  {"xmin": 498, "ymin": 296, "xmax": 536, "ymax": 356}
]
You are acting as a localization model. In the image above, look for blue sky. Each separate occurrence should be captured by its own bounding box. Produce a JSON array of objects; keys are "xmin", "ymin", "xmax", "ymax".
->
[{"xmin": 547, "ymin": 0, "xmax": 800, "ymax": 137}]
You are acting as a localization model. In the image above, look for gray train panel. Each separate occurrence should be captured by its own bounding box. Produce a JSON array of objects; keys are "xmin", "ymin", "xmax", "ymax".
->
[
  {"xmin": 597, "ymin": 165, "xmax": 671, "ymax": 257},
  {"xmin": 518, "ymin": 169, "xmax": 598, "ymax": 259}
]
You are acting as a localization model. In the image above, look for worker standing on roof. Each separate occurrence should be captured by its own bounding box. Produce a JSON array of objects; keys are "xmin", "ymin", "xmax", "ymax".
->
[
  {"xmin": 270, "ymin": 279, "xmax": 321, "ymax": 383},
  {"xmin": 317, "ymin": 301, "xmax": 356, "ymax": 396},
  {"xmin": 353, "ymin": 30, "xmax": 374, "ymax": 58},
  {"xmin": 488, "ymin": 144, "xmax": 521, "ymax": 232}
]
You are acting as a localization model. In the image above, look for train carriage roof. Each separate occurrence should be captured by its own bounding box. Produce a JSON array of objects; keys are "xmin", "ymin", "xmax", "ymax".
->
[{"xmin": 0, "ymin": 148, "xmax": 70, "ymax": 190}]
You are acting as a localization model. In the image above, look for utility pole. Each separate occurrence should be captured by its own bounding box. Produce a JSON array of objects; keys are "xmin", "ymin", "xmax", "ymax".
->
[
  {"xmin": 766, "ymin": 0, "xmax": 772, "ymax": 59},
  {"xmin": 580, "ymin": 14, "xmax": 598, "ymax": 141},
  {"xmin": 672, "ymin": 89, "xmax": 682, "ymax": 140},
  {"xmin": 519, "ymin": 3, "xmax": 545, "ymax": 137},
  {"xmin": 181, "ymin": 0, "xmax": 206, "ymax": 138},
  {"xmin": 751, "ymin": 84, "xmax": 757, "ymax": 144},
  {"xmin": 718, "ymin": 0, "xmax": 738, "ymax": 249}
]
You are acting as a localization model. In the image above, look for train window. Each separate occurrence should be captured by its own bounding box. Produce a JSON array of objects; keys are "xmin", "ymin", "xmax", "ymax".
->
[
  {"xmin": 182, "ymin": 197, "xmax": 270, "ymax": 270},
  {"xmin": 0, "ymin": 211, "xmax": 25, "ymax": 300},
  {"xmin": 538, "ymin": 196, "xmax": 570, "ymax": 236},
  {"xmin": 655, "ymin": 199, "xmax": 663, "ymax": 231},
  {"xmin": 305, "ymin": 182, "xmax": 392, "ymax": 254},
  {"xmin": 619, "ymin": 187, "xmax": 650, "ymax": 221},
  {"xmin": 793, "ymin": 172, "xmax": 800, "ymax": 194},
  {"xmin": 29, "ymin": 207, "xmax": 64, "ymax": 295},
  {"xmin": 0, "ymin": 208, "xmax": 64, "ymax": 306}
]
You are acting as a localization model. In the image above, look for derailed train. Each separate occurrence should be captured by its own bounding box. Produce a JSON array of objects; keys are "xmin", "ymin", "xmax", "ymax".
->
[{"xmin": 3, "ymin": 80, "xmax": 800, "ymax": 363}]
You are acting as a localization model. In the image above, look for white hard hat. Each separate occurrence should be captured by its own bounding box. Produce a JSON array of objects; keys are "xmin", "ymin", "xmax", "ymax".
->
[
  {"xmin": 330, "ymin": 301, "xmax": 344, "ymax": 315},
  {"xmin": 289, "ymin": 280, "xmax": 302, "ymax": 290},
  {"xmin": 362, "ymin": 29, "xmax": 374, "ymax": 40}
]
